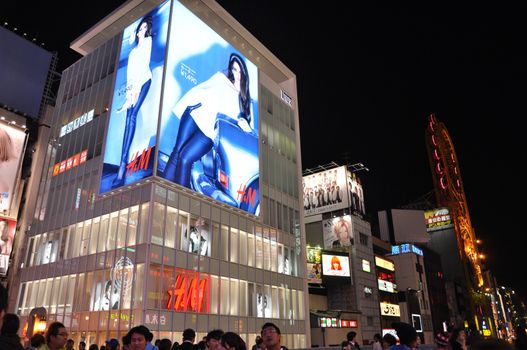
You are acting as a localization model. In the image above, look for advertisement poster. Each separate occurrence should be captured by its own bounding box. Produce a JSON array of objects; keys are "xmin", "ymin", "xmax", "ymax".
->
[
  {"xmin": 347, "ymin": 171, "xmax": 365, "ymax": 217},
  {"xmin": 306, "ymin": 247, "xmax": 321, "ymax": 284},
  {"xmin": 321, "ymin": 254, "xmax": 351, "ymax": 277},
  {"xmin": 181, "ymin": 217, "xmax": 210, "ymax": 256},
  {"xmin": 322, "ymin": 215, "xmax": 353, "ymax": 249},
  {"xmin": 157, "ymin": 1, "xmax": 260, "ymax": 215},
  {"xmin": 0, "ymin": 123, "xmax": 26, "ymax": 212},
  {"xmin": 100, "ymin": 1, "xmax": 170, "ymax": 193},
  {"xmin": 0, "ymin": 218, "xmax": 16, "ymax": 276},
  {"xmin": 91, "ymin": 256, "xmax": 134, "ymax": 311},
  {"xmin": 302, "ymin": 166, "xmax": 349, "ymax": 216},
  {"xmin": 256, "ymin": 292, "xmax": 272, "ymax": 318}
]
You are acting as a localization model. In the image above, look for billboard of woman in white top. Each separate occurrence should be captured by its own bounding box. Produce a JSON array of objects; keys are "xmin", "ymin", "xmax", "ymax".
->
[{"xmin": 157, "ymin": 1, "xmax": 259, "ymax": 215}]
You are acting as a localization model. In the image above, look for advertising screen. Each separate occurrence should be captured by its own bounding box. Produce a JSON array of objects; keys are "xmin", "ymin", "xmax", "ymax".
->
[
  {"xmin": 0, "ymin": 27, "xmax": 52, "ymax": 118},
  {"xmin": 307, "ymin": 246, "xmax": 322, "ymax": 284},
  {"xmin": 100, "ymin": 1, "xmax": 170, "ymax": 193},
  {"xmin": 157, "ymin": 1, "xmax": 259, "ymax": 215},
  {"xmin": 347, "ymin": 171, "xmax": 366, "ymax": 217},
  {"xmin": 425, "ymin": 207, "xmax": 454, "ymax": 232},
  {"xmin": 322, "ymin": 215, "xmax": 353, "ymax": 249},
  {"xmin": 0, "ymin": 123, "xmax": 26, "ymax": 212},
  {"xmin": 321, "ymin": 253, "xmax": 351, "ymax": 278},
  {"xmin": 303, "ymin": 166, "xmax": 349, "ymax": 216},
  {"xmin": 0, "ymin": 218, "xmax": 16, "ymax": 276}
]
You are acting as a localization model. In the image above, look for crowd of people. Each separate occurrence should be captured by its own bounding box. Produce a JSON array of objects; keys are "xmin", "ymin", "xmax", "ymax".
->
[{"xmin": 1, "ymin": 283, "xmax": 527, "ymax": 350}]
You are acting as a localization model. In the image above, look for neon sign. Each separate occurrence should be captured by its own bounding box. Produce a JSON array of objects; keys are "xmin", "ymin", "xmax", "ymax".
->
[{"xmin": 166, "ymin": 270, "xmax": 210, "ymax": 313}]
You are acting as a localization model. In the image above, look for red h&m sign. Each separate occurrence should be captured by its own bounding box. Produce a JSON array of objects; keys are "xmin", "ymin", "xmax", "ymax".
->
[{"xmin": 166, "ymin": 270, "xmax": 210, "ymax": 313}]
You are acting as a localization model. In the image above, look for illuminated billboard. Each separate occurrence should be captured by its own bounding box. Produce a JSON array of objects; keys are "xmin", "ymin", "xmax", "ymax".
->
[
  {"xmin": 307, "ymin": 246, "xmax": 322, "ymax": 284},
  {"xmin": 424, "ymin": 207, "xmax": 454, "ymax": 231},
  {"xmin": 347, "ymin": 171, "xmax": 365, "ymax": 217},
  {"xmin": 157, "ymin": 1, "xmax": 259, "ymax": 215},
  {"xmin": 303, "ymin": 166, "xmax": 349, "ymax": 216},
  {"xmin": 0, "ymin": 218, "xmax": 16, "ymax": 276},
  {"xmin": 380, "ymin": 302, "xmax": 401, "ymax": 317},
  {"xmin": 100, "ymin": 1, "xmax": 170, "ymax": 193},
  {"xmin": 321, "ymin": 252, "xmax": 351, "ymax": 278},
  {"xmin": 0, "ymin": 123, "xmax": 26, "ymax": 212},
  {"xmin": 322, "ymin": 215, "xmax": 353, "ymax": 249}
]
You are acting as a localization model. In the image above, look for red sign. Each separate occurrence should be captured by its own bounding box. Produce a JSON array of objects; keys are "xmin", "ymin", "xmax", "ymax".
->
[
  {"xmin": 52, "ymin": 149, "xmax": 88, "ymax": 177},
  {"xmin": 341, "ymin": 320, "xmax": 358, "ymax": 328},
  {"xmin": 126, "ymin": 146, "xmax": 153, "ymax": 175},
  {"xmin": 166, "ymin": 270, "xmax": 210, "ymax": 313}
]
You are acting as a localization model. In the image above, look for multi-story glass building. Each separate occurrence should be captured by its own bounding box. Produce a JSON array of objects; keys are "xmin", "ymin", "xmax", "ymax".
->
[{"xmin": 14, "ymin": 0, "xmax": 307, "ymax": 347}]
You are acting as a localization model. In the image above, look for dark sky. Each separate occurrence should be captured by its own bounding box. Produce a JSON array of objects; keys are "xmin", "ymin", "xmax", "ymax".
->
[{"xmin": 4, "ymin": 2, "xmax": 525, "ymax": 296}]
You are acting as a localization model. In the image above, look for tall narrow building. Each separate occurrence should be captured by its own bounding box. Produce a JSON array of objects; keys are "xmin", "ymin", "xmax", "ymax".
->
[{"xmin": 13, "ymin": 0, "xmax": 307, "ymax": 347}]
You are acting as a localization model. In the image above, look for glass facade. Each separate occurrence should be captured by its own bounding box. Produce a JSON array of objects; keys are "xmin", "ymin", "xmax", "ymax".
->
[{"xmin": 16, "ymin": 0, "xmax": 305, "ymax": 347}]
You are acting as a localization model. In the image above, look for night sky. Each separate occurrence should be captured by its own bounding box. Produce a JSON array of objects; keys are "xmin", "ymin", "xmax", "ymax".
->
[{"xmin": 4, "ymin": 2, "xmax": 525, "ymax": 296}]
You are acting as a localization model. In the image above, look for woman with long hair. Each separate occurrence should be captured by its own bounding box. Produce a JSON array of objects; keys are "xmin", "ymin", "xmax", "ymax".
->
[
  {"xmin": 163, "ymin": 53, "xmax": 253, "ymax": 187},
  {"xmin": 114, "ymin": 16, "xmax": 154, "ymax": 185}
]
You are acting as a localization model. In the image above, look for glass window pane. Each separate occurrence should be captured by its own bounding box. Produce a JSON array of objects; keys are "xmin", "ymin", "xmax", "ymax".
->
[
  {"xmin": 230, "ymin": 228, "xmax": 238, "ymax": 263},
  {"xmin": 128, "ymin": 205, "xmax": 139, "ymax": 247},
  {"xmin": 239, "ymin": 230, "xmax": 247, "ymax": 265},
  {"xmin": 165, "ymin": 206, "xmax": 178, "ymax": 249},
  {"xmin": 230, "ymin": 279, "xmax": 239, "ymax": 316},
  {"xmin": 210, "ymin": 275, "xmax": 219, "ymax": 315},
  {"xmin": 220, "ymin": 225, "xmax": 229, "ymax": 261},
  {"xmin": 220, "ymin": 277, "xmax": 229, "ymax": 315},
  {"xmin": 152, "ymin": 203, "xmax": 165, "ymax": 245}
]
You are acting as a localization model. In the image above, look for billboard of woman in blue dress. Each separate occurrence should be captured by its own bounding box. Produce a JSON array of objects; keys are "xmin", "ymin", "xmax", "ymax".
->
[
  {"xmin": 158, "ymin": 1, "xmax": 259, "ymax": 215},
  {"xmin": 100, "ymin": 1, "xmax": 170, "ymax": 193}
]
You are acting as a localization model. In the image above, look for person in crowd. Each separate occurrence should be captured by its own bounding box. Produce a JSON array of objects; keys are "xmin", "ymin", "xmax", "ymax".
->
[
  {"xmin": 219, "ymin": 332, "xmax": 246, "ymax": 350},
  {"xmin": 171, "ymin": 342, "xmax": 179, "ymax": 350},
  {"xmin": 194, "ymin": 341, "xmax": 206, "ymax": 350},
  {"xmin": 89, "ymin": 344, "xmax": 99, "ymax": 350},
  {"xmin": 79, "ymin": 341, "xmax": 87, "ymax": 350},
  {"xmin": 29, "ymin": 333, "xmax": 46, "ymax": 350},
  {"xmin": 391, "ymin": 322, "xmax": 418, "ymax": 350},
  {"xmin": 101, "ymin": 346, "xmax": 107, "ymax": 350},
  {"xmin": 434, "ymin": 331, "xmax": 449, "ymax": 350},
  {"xmin": 127, "ymin": 325, "xmax": 153, "ymax": 350},
  {"xmin": 163, "ymin": 53, "xmax": 254, "ymax": 186},
  {"xmin": 157, "ymin": 339, "xmax": 172, "ymax": 350},
  {"xmin": 261, "ymin": 323, "xmax": 288, "ymax": 350},
  {"xmin": 0, "ymin": 313, "xmax": 24, "ymax": 350},
  {"xmin": 113, "ymin": 15, "xmax": 154, "ymax": 186},
  {"xmin": 206, "ymin": 330, "xmax": 224, "ymax": 350},
  {"xmin": 341, "ymin": 341, "xmax": 351, "ymax": 350},
  {"xmin": 66, "ymin": 339, "xmax": 75, "ymax": 350},
  {"xmin": 154, "ymin": 340, "xmax": 160, "ymax": 349},
  {"xmin": 43, "ymin": 322, "xmax": 69, "ymax": 350},
  {"xmin": 106, "ymin": 338, "xmax": 120, "ymax": 350},
  {"xmin": 381, "ymin": 334, "xmax": 396, "ymax": 349},
  {"xmin": 346, "ymin": 331, "xmax": 360, "ymax": 350},
  {"xmin": 466, "ymin": 323, "xmax": 483, "ymax": 348},
  {"xmin": 372, "ymin": 334, "xmax": 382, "ymax": 350},
  {"xmin": 448, "ymin": 327, "xmax": 468, "ymax": 350},
  {"xmin": 122, "ymin": 334, "xmax": 131, "ymax": 350},
  {"xmin": 178, "ymin": 329, "xmax": 196, "ymax": 350},
  {"xmin": 250, "ymin": 336, "xmax": 262, "ymax": 350}
]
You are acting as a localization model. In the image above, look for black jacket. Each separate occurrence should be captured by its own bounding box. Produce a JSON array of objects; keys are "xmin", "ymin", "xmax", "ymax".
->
[{"xmin": 0, "ymin": 334, "xmax": 24, "ymax": 350}]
